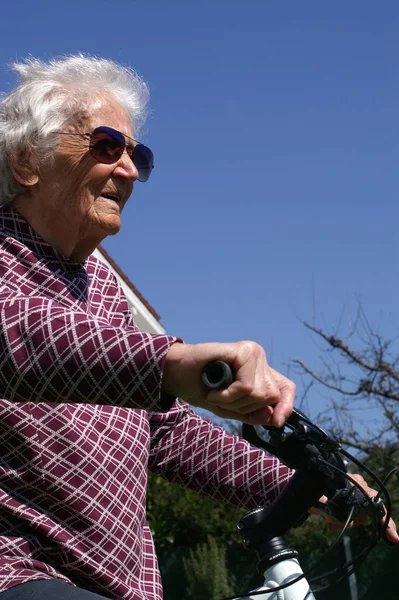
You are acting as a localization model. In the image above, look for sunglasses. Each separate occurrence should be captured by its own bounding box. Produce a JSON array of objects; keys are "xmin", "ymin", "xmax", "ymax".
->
[{"xmin": 55, "ymin": 126, "xmax": 154, "ymax": 182}]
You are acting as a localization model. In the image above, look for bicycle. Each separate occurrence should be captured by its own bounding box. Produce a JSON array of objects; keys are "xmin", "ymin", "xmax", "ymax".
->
[{"xmin": 202, "ymin": 361, "xmax": 396, "ymax": 600}]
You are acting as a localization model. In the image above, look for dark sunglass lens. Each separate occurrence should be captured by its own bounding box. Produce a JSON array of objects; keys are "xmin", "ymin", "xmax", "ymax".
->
[
  {"xmin": 133, "ymin": 144, "xmax": 154, "ymax": 182},
  {"xmin": 90, "ymin": 127, "xmax": 125, "ymax": 164}
]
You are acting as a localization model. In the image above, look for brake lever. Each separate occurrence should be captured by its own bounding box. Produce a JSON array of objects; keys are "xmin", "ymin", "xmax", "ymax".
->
[
  {"xmin": 313, "ymin": 486, "xmax": 358, "ymax": 523},
  {"xmin": 202, "ymin": 360, "xmax": 341, "ymax": 462},
  {"xmin": 313, "ymin": 486, "xmax": 387, "ymax": 536},
  {"xmin": 282, "ymin": 407, "xmax": 315, "ymax": 429}
]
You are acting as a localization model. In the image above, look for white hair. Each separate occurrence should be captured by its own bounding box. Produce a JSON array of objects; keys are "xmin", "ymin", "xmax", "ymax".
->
[{"xmin": 0, "ymin": 54, "xmax": 150, "ymax": 205}]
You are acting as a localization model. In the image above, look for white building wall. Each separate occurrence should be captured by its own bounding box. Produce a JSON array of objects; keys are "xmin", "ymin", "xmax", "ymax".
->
[{"xmin": 93, "ymin": 249, "xmax": 166, "ymax": 335}]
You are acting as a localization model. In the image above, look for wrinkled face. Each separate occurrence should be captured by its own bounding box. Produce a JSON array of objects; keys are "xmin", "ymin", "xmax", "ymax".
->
[{"xmin": 36, "ymin": 96, "xmax": 138, "ymax": 253}]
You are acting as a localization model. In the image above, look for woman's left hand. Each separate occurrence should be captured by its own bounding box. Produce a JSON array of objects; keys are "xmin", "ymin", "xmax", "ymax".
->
[{"xmin": 313, "ymin": 473, "xmax": 399, "ymax": 544}]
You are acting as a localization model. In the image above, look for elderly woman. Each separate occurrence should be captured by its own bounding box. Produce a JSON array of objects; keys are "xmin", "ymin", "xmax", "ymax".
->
[{"xmin": 0, "ymin": 56, "xmax": 395, "ymax": 600}]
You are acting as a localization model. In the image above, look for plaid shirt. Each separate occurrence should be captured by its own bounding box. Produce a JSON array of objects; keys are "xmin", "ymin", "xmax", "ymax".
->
[{"xmin": 0, "ymin": 207, "xmax": 292, "ymax": 599}]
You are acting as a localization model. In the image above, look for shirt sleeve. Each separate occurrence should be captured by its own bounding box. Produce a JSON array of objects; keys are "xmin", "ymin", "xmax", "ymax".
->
[
  {"xmin": 0, "ymin": 291, "xmax": 180, "ymax": 411},
  {"xmin": 148, "ymin": 402, "xmax": 294, "ymax": 509}
]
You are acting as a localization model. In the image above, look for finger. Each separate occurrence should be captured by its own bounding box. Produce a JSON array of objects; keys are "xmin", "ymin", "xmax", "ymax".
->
[
  {"xmin": 268, "ymin": 368, "xmax": 296, "ymax": 427},
  {"xmin": 216, "ymin": 398, "xmax": 275, "ymax": 415},
  {"xmin": 238, "ymin": 406, "xmax": 276, "ymax": 425},
  {"xmin": 384, "ymin": 517, "xmax": 399, "ymax": 544},
  {"xmin": 205, "ymin": 382, "xmax": 256, "ymax": 407},
  {"xmin": 346, "ymin": 475, "xmax": 399, "ymax": 542},
  {"xmin": 233, "ymin": 342, "xmax": 281, "ymax": 406},
  {"xmin": 253, "ymin": 357, "xmax": 280, "ymax": 407},
  {"xmin": 205, "ymin": 372, "xmax": 277, "ymax": 412},
  {"xmin": 203, "ymin": 403, "xmax": 274, "ymax": 426},
  {"xmin": 348, "ymin": 473, "xmax": 368, "ymax": 488}
]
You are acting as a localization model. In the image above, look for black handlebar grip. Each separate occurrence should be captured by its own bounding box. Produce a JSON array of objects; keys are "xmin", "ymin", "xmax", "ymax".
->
[{"xmin": 202, "ymin": 361, "xmax": 234, "ymax": 390}]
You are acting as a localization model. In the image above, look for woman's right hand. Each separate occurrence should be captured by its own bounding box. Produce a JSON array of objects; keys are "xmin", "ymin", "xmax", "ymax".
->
[{"xmin": 162, "ymin": 340, "xmax": 296, "ymax": 427}]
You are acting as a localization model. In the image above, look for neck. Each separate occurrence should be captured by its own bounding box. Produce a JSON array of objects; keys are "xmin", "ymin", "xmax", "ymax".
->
[{"xmin": 12, "ymin": 195, "xmax": 101, "ymax": 262}]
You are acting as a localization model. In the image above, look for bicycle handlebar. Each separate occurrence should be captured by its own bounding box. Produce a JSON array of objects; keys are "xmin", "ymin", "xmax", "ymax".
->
[
  {"xmin": 202, "ymin": 360, "xmax": 387, "ymax": 533},
  {"xmin": 201, "ymin": 360, "xmax": 393, "ymax": 598}
]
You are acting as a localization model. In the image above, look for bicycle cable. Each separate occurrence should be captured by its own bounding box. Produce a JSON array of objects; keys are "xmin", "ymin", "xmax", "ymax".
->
[
  {"xmin": 201, "ymin": 362, "xmax": 395, "ymax": 600},
  {"xmin": 218, "ymin": 459, "xmax": 387, "ymax": 600}
]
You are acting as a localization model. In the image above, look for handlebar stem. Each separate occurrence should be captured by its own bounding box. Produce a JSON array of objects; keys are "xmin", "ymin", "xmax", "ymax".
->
[{"xmin": 235, "ymin": 537, "xmax": 316, "ymax": 600}]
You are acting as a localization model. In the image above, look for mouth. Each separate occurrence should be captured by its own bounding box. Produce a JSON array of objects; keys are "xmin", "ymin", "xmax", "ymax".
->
[{"xmin": 101, "ymin": 193, "xmax": 121, "ymax": 205}]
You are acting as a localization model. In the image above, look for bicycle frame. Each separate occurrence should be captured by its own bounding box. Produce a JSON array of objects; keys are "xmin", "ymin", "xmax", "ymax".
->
[{"xmin": 239, "ymin": 558, "xmax": 315, "ymax": 600}]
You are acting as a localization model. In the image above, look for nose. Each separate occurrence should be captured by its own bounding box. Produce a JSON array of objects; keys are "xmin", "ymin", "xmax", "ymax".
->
[{"xmin": 113, "ymin": 148, "xmax": 139, "ymax": 182}]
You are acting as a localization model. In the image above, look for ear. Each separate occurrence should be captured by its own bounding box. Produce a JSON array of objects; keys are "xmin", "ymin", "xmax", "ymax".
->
[{"xmin": 10, "ymin": 149, "xmax": 39, "ymax": 187}]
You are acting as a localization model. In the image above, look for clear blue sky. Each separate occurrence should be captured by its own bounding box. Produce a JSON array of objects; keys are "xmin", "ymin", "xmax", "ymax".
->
[{"xmin": 1, "ymin": 0, "xmax": 398, "ymax": 417}]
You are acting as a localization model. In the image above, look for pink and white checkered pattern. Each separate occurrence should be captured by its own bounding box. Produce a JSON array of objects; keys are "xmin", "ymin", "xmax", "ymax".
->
[{"xmin": 0, "ymin": 207, "xmax": 292, "ymax": 599}]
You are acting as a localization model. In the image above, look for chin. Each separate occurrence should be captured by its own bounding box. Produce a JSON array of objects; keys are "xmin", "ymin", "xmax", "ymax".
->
[
  {"xmin": 103, "ymin": 214, "xmax": 122, "ymax": 232},
  {"xmin": 107, "ymin": 227, "xmax": 121, "ymax": 237},
  {"xmin": 92, "ymin": 221, "xmax": 120, "ymax": 242}
]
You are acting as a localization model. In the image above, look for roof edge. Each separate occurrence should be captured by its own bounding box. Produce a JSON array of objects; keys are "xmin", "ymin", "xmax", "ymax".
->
[{"xmin": 97, "ymin": 245, "xmax": 161, "ymax": 322}]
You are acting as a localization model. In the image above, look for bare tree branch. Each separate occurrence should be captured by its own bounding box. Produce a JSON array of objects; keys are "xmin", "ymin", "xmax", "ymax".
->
[
  {"xmin": 303, "ymin": 321, "xmax": 399, "ymax": 383},
  {"xmin": 293, "ymin": 359, "xmax": 360, "ymax": 396},
  {"xmin": 294, "ymin": 311, "xmax": 399, "ymax": 451}
]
